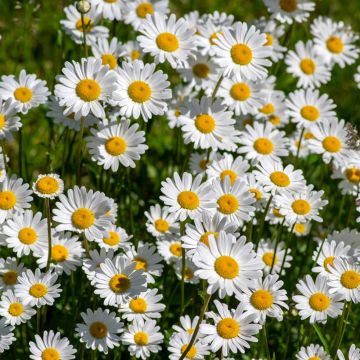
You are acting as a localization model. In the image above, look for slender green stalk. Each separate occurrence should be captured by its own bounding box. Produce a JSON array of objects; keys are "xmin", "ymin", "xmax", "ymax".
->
[
  {"xmin": 180, "ymin": 221, "xmax": 186, "ymax": 315},
  {"xmin": 255, "ymin": 195, "xmax": 273, "ymax": 251},
  {"xmin": 263, "ymin": 324, "xmax": 272, "ymax": 360},
  {"xmin": 1, "ymin": 141, "xmax": 7, "ymax": 173},
  {"xmin": 211, "ymin": 73, "xmax": 224, "ymax": 102},
  {"xmin": 45, "ymin": 198, "xmax": 52, "ymax": 271},
  {"xmin": 270, "ymin": 218, "xmax": 286, "ymax": 274},
  {"xmin": 36, "ymin": 308, "xmax": 41, "ymax": 333},
  {"xmin": 76, "ymin": 117, "xmax": 85, "ymax": 184},
  {"xmin": 332, "ymin": 302, "xmax": 352, "ymax": 359},
  {"xmin": 18, "ymin": 127, "xmax": 23, "ymax": 177},
  {"xmin": 80, "ymin": 13, "xmax": 89, "ymax": 57},
  {"xmin": 295, "ymin": 126, "xmax": 305, "ymax": 167}
]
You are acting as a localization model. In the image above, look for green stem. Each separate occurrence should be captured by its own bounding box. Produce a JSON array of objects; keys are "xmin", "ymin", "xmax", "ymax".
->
[
  {"xmin": 332, "ymin": 302, "xmax": 352, "ymax": 359},
  {"xmin": 263, "ymin": 324, "xmax": 271, "ymax": 360},
  {"xmin": 270, "ymin": 218, "xmax": 286, "ymax": 274},
  {"xmin": 255, "ymin": 195, "xmax": 273, "ymax": 251},
  {"xmin": 80, "ymin": 13, "xmax": 88, "ymax": 57},
  {"xmin": 295, "ymin": 126, "xmax": 305, "ymax": 167},
  {"xmin": 45, "ymin": 198, "xmax": 52, "ymax": 271},
  {"xmin": 18, "ymin": 127, "xmax": 23, "ymax": 177},
  {"xmin": 180, "ymin": 221, "xmax": 186, "ymax": 315},
  {"xmin": 76, "ymin": 117, "xmax": 85, "ymax": 184},
  {"xmin": 36, "ymin": 308, "xmax": 41, "ymax": 333},
  {"xmin": 211, "ymin": 74, "xmax": 224, "ymax": 102}
]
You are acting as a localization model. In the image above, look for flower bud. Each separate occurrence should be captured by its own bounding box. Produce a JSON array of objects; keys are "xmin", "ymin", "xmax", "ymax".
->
[{"xmin": 76, "ymin": 0, "xmax": 91, "ymax": 14}]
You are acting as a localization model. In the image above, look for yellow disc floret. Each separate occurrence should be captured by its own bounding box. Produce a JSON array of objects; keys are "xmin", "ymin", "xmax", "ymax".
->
[
  {"xmin": 253, "ymin": 138, "xmax": 274, "ymax": 155},
  {"xmin": 177, "ymin": 191, "xmax": 200, "ymax": 210},
  {"xmin": 230, "ymin": 44, "xmax": 253, "ymax": 65},
  {"xmin": 156, "ymin": 32, "xmax": 179, "ymax": 52},
  {"xmin": 214, "ymin": 255, "xmax": 239, "ymax": 279},
  {"xmin": 128, "ymin": 81, "xmax": 152, "ymax": 103},
  {"xmin": 217, "ymin": 194, "xmax": 239, "ymax": 215},
  {"xmin": 76, "ymin": 79, "xmax": 101, "ymax": 101},
  {"xmin": 71, "ymin": 208, "xmax": 95, "ymax": 229},
  {"xmin": 309, "ymin": 292, "xmax": 331, "ymax": 311},
  {"xmin": 105, "ymin": 136, "xmax": 127, "ymax": 156},
  {"xmin": 250, "ymin": 289, "xmax": 274, "ymax": 310},
  {"xmin": 216, "ymin": 318, "xmax": 240, "ymax": 339}
]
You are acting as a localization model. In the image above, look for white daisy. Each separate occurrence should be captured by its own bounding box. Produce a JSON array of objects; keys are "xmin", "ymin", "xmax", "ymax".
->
[
  {"xmin": 293, "ymin": 221, "xmax": 311, "ymax": 237},
  {"xmin": 174, "ymin": 257, "xmax": 200, "ymax": 284},
  {"xmin": 189, "ymin": 151, "xmax": 218, "ymax": 175},
  {"xmin": 0, "ymin": 97, "xmax": 21, "ymax": 140},
  {"xmin": 91, "ymin": 0, "xmax": 124, "ymax": 21},
  {"xmin": 156, "ymin": 237, "xmax": 183, "ymax": 264},
  {"xmin": 0, "ymin": 257, "xmax": 26, "ymax": 292},
  {"xmin": 145, "ymin": 204, "xmax": 179, "ymax": 238},
  {"xmin": 296, "ymin": 344, "xmax": 331, "ymax": 360},
  {"xmin": 327, "ymin": 228, "xmax": 360, "ymax": 258},
  {"xmin": 173, "ymin": 315, "xmax": 201, "ymax": 335},
  {"xmin": 202, "ymin": 11, "xmax": 234, "ymax": 27},
  {"xmin": 32, "ymin": 173, "xmax": 64, "ymax": 199},
  {"xmin": 0, "ymin": 318, "xmax": 15, "ymax": 353},
  {"xmin": 337, "ymin": 344, "xmax": 360, "ymax": 360},
  {"xmin": 122, "ymin": 40, "xmax": 144, "ymax": 63},
  {"xmin": 91, "ymin": 37, "xmax": 125, "ymax": 70},
  {"xmin": 256, "ymin": 90, "xmax": 288, "ymax": 127},
  {"xmin": 245, "ymin": 173, "xmax": 271, "ymax": 209},
  {"xmin": 94, "ymin": 225, "xmax": 131, "ymax": 251}
]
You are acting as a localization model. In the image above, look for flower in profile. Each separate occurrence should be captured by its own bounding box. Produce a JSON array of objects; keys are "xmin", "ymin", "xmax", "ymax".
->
[
  {"xmin": 0, "ymin": 318, "xmax": 15, "ymax": 353},
  {"xmin": 296, "ymin": 344, "xmax": 331, "ymax": 360},
  {"xmin": 32, "ymin": 174, "xmax": 64, "ymax": 199},
  {"xmin": 0, "ymin": 97, "xmax": 22, "ymax": 140}
]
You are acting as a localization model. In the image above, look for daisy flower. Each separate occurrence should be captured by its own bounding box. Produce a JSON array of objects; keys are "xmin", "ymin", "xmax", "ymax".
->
[
  {"xmin": 293, "ymin": 221, "xmax": 311, "ymax": 237},
  {"xmin": 296, "ymin": 344, "xmax": 331, "ymax": 360},
  {"xmin": 93, "ymin": 255, "xmax": 147, "ymax": 306},
  {"xmin": 55, "ymin": 57, "xmax": 118, "ymax": 121},
  {"xmin": 256, "ymin": 90, "xmax": 288, "ymax": 126},
  {"xmin": 285, "ymin": 40, "xmax": 331, "ymax": 88},
  {"xmin": 112, "ymin": 60, "xmax": 171, "ymax": 121},
  {"xmin": 91, "ymin": 37, "xmax": 125, "ymax": 70},
  {"xmin": 194, "ymin": 231, "xmax": 263, "ymax": 298},
  {"xmin": 174, "ymin": 257, "xmax": 200, "ymax": 284},
  {"xmin": 157, "ymin": 237, "xmax": 183, "ymax": 264},
  {"xmin": 240, "ymin": 274, "xmax": 288, "ymax": 324},
  {"xmin": 29, "ymin": 330, "xmax": 76, "ymax": 360},
  {"xmin": 200, "ymin": 300, "xmax": 261, "ymax": 356},
  {"xmin": 160, "ymin": 172, "xmax": 212, "ymax": 221},
  {"xmin": 145, "ymin": 204, "xmax": 179, "ymax": 238},
  {"xmin": 328, "ymin": 229, "xmax": 360, "ymax": 258},
  {"xmin": 123, "ymin": 319, "xmax": 163, "ymax": 359},
  {"xmin": 293, "ymin": 274, "xmax": 344, "ymax": 324},
  {"xmin": 76, "ymin": 307, "xmax": 124, "ymax": 354},
  {"xmin": 122, "ymin": 40, "xmax": 144, "ymax": 62},
  {"xmin": 87, "ymin": 118, "xmax": 148, "ymax": 171},
  {"xmin": 238, "ymin": 122, "xmax": 289, "ymax": 164},
  {"xmin": 0, "ymin": 97, "xmax": 21, "ymax": 140},
  {"xmin": 180, "ymin": 96, "xmax": 239, "ymax": 151},
  {"xmin": 0, "ymin": 175, "xmax": 32, "ymax": 224},
  {"xmin": 137, "ymin": 13, "xmax": 196, "ymax": 68},
  {"xmin": 2, "ymin": 210, "xmax": 48, "ymax": 257},
  {"xmin": 337, "ymin": 344, "xmax": 360, "ymax": 360},
  {"xmin": 118, "ymin": 288, "xmax": 165, "ymax": 322},
  {"xmin": 0, "ymin": 70, "xmax": 50, "ymax": 114},
  {"xmin": 15, "ymin": 268, "xmax": 61, "ymax": 308},
  {"xmin": 173, "ymin": 315, "xmax": 201, "ymax": 335},
  {"xmin": 245, "ymin": 173, "xmax": 270, "ymax": 209},
  {"xmin": 203, "ymin": 11, "xmax": 234, "ymax": 27},
  {"xmin": 189, "ymin": 151, "xmax": 217, "ymax": 175},
  {"xmin": 0, "ymin": 289, "xmax": 36, "ymax": 326},
  {"xmin": 0, "ymin": 257, "xmax": 25, "ymax": 291},
  {"xmin": 94, "ymin": 225, "xmax": 131, "ymax": 251},
  {"xmin": 311, "ymin": 17, "xmax": 359, "ymax": 68},
  {"xmin": 60, "ymin": 4, "xmax": 109, "ymax": 44},
  {"xmin": 53, "ymin": 186, "xmax": 112, "ymax": 241},
  {"xmin": 91, "ymin": 0, "xmax": 124, "ymax": 21},
  {"xmin": 263, "ymin": 0, "xmax": 315, "ymax": 24},
  {"xmin": 0, "ymin": 318, "xmax": 15, "ymax": 353},
  {"xmin": 32, "ymin": 173, "xmax": 64, "ymax": 199},
  {"xmin": 327, "ymin": 258, "xmax": 360, "ymax": 303},
  {"xmin": 286, "ymin": 89, "xmax": 337, "ymax": 128}
]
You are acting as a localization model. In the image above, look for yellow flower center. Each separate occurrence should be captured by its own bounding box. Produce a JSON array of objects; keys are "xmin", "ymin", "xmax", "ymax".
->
[
  {"xmin": 75, "ymin": 17, "xmax": 92, "ymax": 32},
  {"xmin": 322, "ymin": 136, "xmax": 342, "ymax": 153},
  {"xmin": 294, "ymin": 223, "xmax": 306, "ymax": 233},
  {"xmin": 340, "ymin": 270, "xmax": 360, "ymax": 289},
  {"xmin": 105, "ymin": 136, "xmax": 127, "ymax": 156},
  {"xmin": 184, "ymin": 267, "xmax": 194, "ymax": 280},
  {"xmin": 273, "ymin": 208, "xmax": 284, "ymax": 218},
  {"xmin": 128, "ymin": 81, "xmax": 152, "ymax": 103},
  {"xmin": 109, "ymin": 274, "xmax": 130, "ymax": 293},
  {"xmin": 177, "ymin": 191, "xmax": 200, "ymax": 210},
  {"xmin": 250, "ymin": 289, "xmax": 274, "ymax": 310},
  {"xmin": 220, "ymin": 170, "xmax": 237, "ymax": 185},
  {"xmin": 0, "ymin": 191, "xmax": 17, "ymax": 210},
  {"xmin": 0, "ymin": 114, "xmax": 6, "ymax": 129},
  {"xmin": 304, "ymin": 131, "xmax": 315, "ymax": 140},
  {"xmin": 134, "ymin": 257, "xmax": 148, "ymax": 271},
  {"xmin": 230, "ymin": 44, "xmax": 253, "ymax": 65},
  {"xmin": 41, "ymin": 348, "xmax": 60, "ymax": 360},
  {"xmin": 175, "ymin": 108, "xmax": 182, "ymax": 117},
  {"xmin": 134, "ymin": 331, "xmax": 149, "ymax": 346},
  {"xmin": 154, "ymin": 218, "xmax": 169, "ymax": 233},
  {"xmin": 90, "ymin": 321, "xmax": 108, "ymax": 339},
  {"xmin": 18, "ymin": 227, "xmax": 37, "ymax": 245},
  {"xmin": 230, "ymin": 83, "xmax": 251, "ymax": 101},
  {"xmin": 279, "ymin": 0, "xmax": 297, "ymax": 12},
  {"xmin": 260, "ymin": 103, "xmax": 275, "ymax": 115},
  {"xmin": 104, "ymin": 0, "xmax": 118, "ymax": 2},
  {"xmin": 262, "ymin": 252, "xmax": 278, "ymax": 266},
  {"xmin": 35, "ymin": 176, "xmax": 60, "ymax": 195},
  {"xmin": 51, "ymin": 245, "xmax": 69, "ymax": 262},
  {"xmin": 265, "ymin": 33, "xmax": 273, "ymax": 46},
  {"xmin": 103, "ymin": 231, "xmax": 120, "ymax": 246},
  {"xmin": 131, "ymin": 50, "xmax": 141, "ymax": 61},
  {"xmin": 180, "ymin": 344, "xmax": 197, "ymax": 359},
  {"xmin": 209, "ymin": 32, "xmax": 222, "ymax": 45},
  {"xmin": 291, "ymin": 199, "xmax": 311, "ymax": 215},
  {"xmin": 309, "ymin": 357, "xmax": 321, "ymax": 360},
  {"xmin": 129, "ymin": 298, "xmax": 147, "ymax": 313},
  {"xmin": 301, "ymin": 105, "xmax": 320, "ymax": 122},
  {"xmin": 192, "ymin": 63, "xmax": 210, "ymax": 78},
  {"xmin": 269, "ymin": 115, "xmax": 281, "ymax": 125},
  {"xmin": 300, "ymin": 58, "xmax": 316, "ymax": 75},
  {"xmin": 323, "ymin": 256, "xmax": 335, "ymax": 272},
  {"xmin": 217, "ymin": 194, "xmax": 239, "ymax": 214},
  {"xmin": 170, "ymin": 243, "xmax": 182, "ymax": 257},
  {"xmin": 156, "ymin": 32, "xmax": 179, "ymax": 52},
  {"xmin": 309, "ymin": 292, "xmax": 331, "ymax": 311},
  {"xmin": 249, "ymin": 188, "xmax": 262, "ymax": 201},
  {"xmin": 14, "ymin": 87, "xmax": 33, "ymax": 103},
  {"xmin": 187, "ymin": 328, "xmax": 194, "ymax": 335},
  {"xmin": 101, "ymin": 54, "xmax": 117, "ymax": 69},
  {"xmin": 326, "ymin": 36, "xmax": 344, "ymax": 54},
  {"xmin": 199, "ymin": 231, "xmax": 218, "ymax": 247},
  {"xmin": 345, "ymin": 167, "xmax": 360, "ymax": 183},
  {"xmin": 270, "ymin": 171, "xmax": 290, "ymax": 187},
  {"xmin": 29, "ymin": 283, "xmax": 48, "ymax": 298},
  {"xmin": 216, "ymin": 318, "xmax": 240, "ymax": 339},
  {"xmin": 8, "ymin": 302, "xmax": 24, "ymax": 317},
  {"xmin": 214, "ymin": 255, "xmax": 239, "ymax": 279},
  {"xmin": 253, "ymin": 138, "xmax": 274, "ymax": 155},
  {"xmin": 71, "ymin": 208, "xmax": 95, "ymax": 229},
  {"xmin": 76, "ymin": 79, "xmax": 101, "ymax": 101},
  {"xmin": 136, "ymin": 2, "xmax": 154, "ymax": 18},
  {"xmin": 195, "ymin": 114, "xmax": 216, "ymax": 134},
  {"xmin": 2, "ymin": 271, "xmax": 17, "ymax": 285}
]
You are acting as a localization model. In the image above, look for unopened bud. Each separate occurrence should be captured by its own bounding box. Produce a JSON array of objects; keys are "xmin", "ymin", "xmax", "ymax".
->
[{"xmin": 76, "ymin": 0, "xmax": 91, "ymax": 14}]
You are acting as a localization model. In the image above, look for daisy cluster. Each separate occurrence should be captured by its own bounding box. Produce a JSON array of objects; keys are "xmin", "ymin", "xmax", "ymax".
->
[{"xmin": 0, "ymin": 0, "xmax": 359, "ymax": 359}]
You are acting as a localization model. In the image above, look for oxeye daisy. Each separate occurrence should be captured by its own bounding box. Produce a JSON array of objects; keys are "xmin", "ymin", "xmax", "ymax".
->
[
  {"xmin": 91, "ymin": 0, "xmax": 124, "ymax": 21},
  {"xmin": 174, "ymin": 257, "xmax": 200, "ymax": 284},
  {"xmin": 238, "ymin": 122, "xmax": 289, "ymax": 164},
  {"xmin": 160, "ymin": 172, "xmax": 212, "ymax": 221},
  {"xmin": 122, "ymin": 40, "xmax": 144, "ymax": 63},
  {"xmin": 240, "ymin": 274, "xmax": 288, "ymax": 324},
  {"xmin": 0, "ymin": 257, "xmax": 26, "ymax": 291},
  {"xmin": 285, "ymin": 40, "xmax": 331, "ymax": 88},
  {"xmin": 122, "ymin": 319, "xmax": 164, "ymax": 359},
  {"xmin": 286, "ymin": 89, "xmax": 337, "ymax": 128},
  {"xmin": 32, "ymin": 173, "xmax": 64, "ymax": 199},
  {"xmin": 296, "ymin": 344, "xmax": 331, "ymax": 360},
  {"xmin": 194, "ymin": 231, "xmax": 263, "ymax": 298},
  {"xmin": 289, "ymin": 131, "xmax": 311, "ymax": 158},
  {"xmin": 91, "ymin": 37, "xmax": 125, "ymax": 70},
  {"xmin": 29, "ymin": 330, "xmax": 77, "ymax": 360},
  {"xmin": 311, "ymin": 17, "xmax": 359, "ymax": 68},
  {"xmin": 212, "ymin": 21, "xmax": 272, "ymax": 80},
  {"xmin": 0, "ymin": 318, "xmax": 15, "ymax": 353},
  {"xmin": 87, "ymin": 118, "xmax": 148, "ymax": 171},
  {"xmin": 217, "ymin": 74, "xmax": 264, "ymax": 116},
  {"xmin": 124, "ymin": 0, "xmax": 169, "ymax": 30},
  {"xmin": 157, "ymin": 238, "xmax": 183, "ymax": 264},
  {"xmin": 327, "ymin": 258, "xmax": 360, "ymax": 303},
  {"xmin": 180, "ymin": 96, "xmax": 240, "ymax": 151},
  {"xmin": 263, "ymin": 0, "xmax": 315, "ymax": 24},
  {"xmin": 118, "ymin": 288, "xmax": 165, "ymax": 322},
  {"xmin": 76, "ymin": 307, "xmax": 124, "ymax": 354},
  {"xmin": 15, "ymin": 268, "xmax": 61, "ymax": 308},
  {"xmin": 293, "ymin": 274, "xmax": 344, "ymax": 324},
  {"xmin": 2, "ymin": 210, "xmax": 48, "ymax": 257},
  {"xmin": 60, "ymin": 4, "xmax": 109, "ymax": 44},
  {"xmin": 93, "ymin": 255, "xmax": 147, "ymax": 306},
  {"xmin": 210, "ymin": 177, "xmax": 256, "ymax": 225},
  {"xmin": 94, "ymin": 225, "xmax": 131, "ymax": 251},
  {"xmin": 0, "ymin": 97, "xmax": 21, "ymax": 140},
  {"xmin": 145, "ymin": 204, "xmax": 179, "ymax": 238},
  {"xmin": 173, "ymin": 315, "xmax": 202, "ymax": 336},
  {"xmin": 0, "ymin": 175, "xmax": 33, "ymax": 224},
  {"xmin": 53, "ymin": 186, "xmax": 112, "ymax": 241},
  {"xmin": 137, "ymin": 13, "xmax": 196, "ymax": 68},
  {"xmin": 189, "ymin": 151, "xmax": 218, "ymax": 175},
  {"xmin": 327, "ymin": 229, "xmax": 360, "ymax": 258},
  {"xmin": 245, "ymin": 173, "xmax": 270, "ymax": 209},
  {"xmin": 202, "ymin": 11, "xmax": 234, "ymax": 27},
  {"xmin": 55, "ymin": 57, "xmax": 118, "ymax": 121},
  {"xmin": 337, "ymin": 344, "xmax": 360, "ymax": 360},
  {"xmin": 200, "ymin": 300, "xmax": 261, "ymax": 356},
  {"xmin": 112, "ymin": 60, "xmax": 171, "ymax": 121},
  {"xmin": 256, "ymin": 90, "xmax": 288, "ymax": 126},
  {"xmin": 0, "ymin": 290, "xmax": 36, "ymax": 326},
  {"xmin": 0, "ymin": 70, "xmax": 50, "ymax": 114}
]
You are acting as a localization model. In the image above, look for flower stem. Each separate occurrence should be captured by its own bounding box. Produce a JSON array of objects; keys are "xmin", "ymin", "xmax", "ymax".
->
[
  {"xmin": 45, "ymin": 198, "xmax": 52, "ymax": 271},
  {"xmin": 76, "ymin": 117, "xmax": 85, "ymax": 184},
  {"xmin": 270, "ymin": 218, "xmax": 286, "ymax": 274},
  {"xmin": 211, "ymin": 73, "xmax": 224, "ymax": 102},
  {"xmin": 263, "ymin": 324, "xmax": 271, "ymax": 360},
  {"xmin": 80, "ymin": 13, "xmax": 88, "ymax": 58},
  {"xmin": 180, "ymin": 221, "xmax": 185, "ymax": 315},
  {"xmin": 295, "ymin": 126, "xmax": 305, "ymax": 167},
  {"xmin": 255, "ymin": 195, "xmax": 273, "ymax": 251}
]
